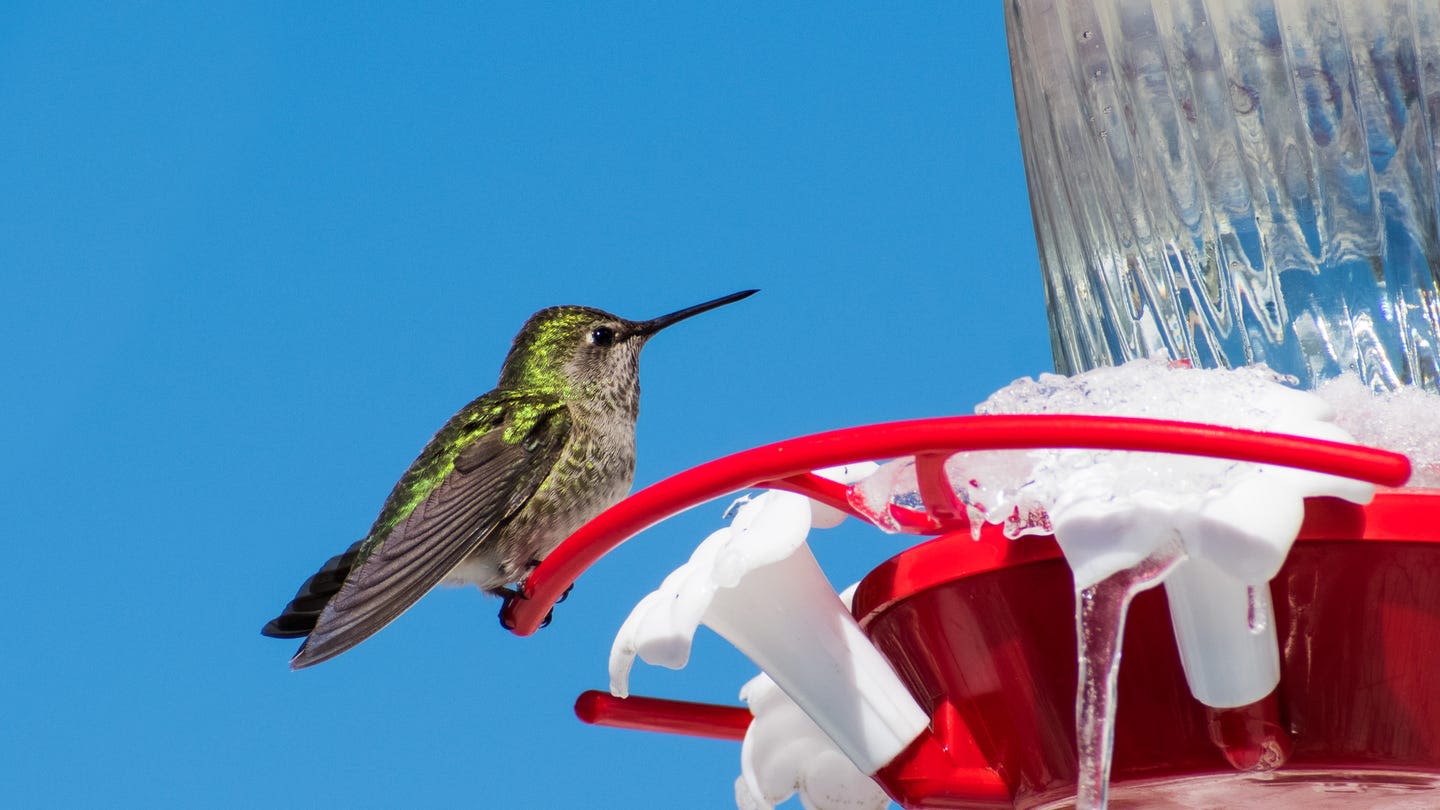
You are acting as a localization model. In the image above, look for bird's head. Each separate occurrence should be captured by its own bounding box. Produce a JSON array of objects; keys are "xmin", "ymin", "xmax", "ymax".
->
[{"xmin": 498, "ymin": 290, "xmax": 757, "ymax": 411}]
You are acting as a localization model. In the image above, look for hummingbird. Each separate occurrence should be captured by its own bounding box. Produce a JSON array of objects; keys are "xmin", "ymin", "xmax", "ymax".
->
[{"xmin": 262, "ymin": 289, "xmax": 757, "ymax": 669}]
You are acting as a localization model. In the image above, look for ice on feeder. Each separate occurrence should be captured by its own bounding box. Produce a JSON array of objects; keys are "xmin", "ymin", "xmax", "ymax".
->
[
  {"xmin": 981, "ymin": 364, "xmax": 1373, "ymax": 710},
  {"xmin": 850, "ymin": 460, "xmax": 918, "ymax": 533},
  {"xmin": 610, "ymin": 468, "xmax": 928, "ymax": 788},
  {"xmin": 862, "ymin": 361, "xmax": 1376, "ymax": 583},
  {"xmin": 1073, "ymin": 538, "xmax": 1187, "ymax": 810},
  {"xmin": 973, "ymin": 363, "xmax": 1365, "ymax": 545},
  {"xmin": 851, "ymin": 361, "xmax": 1389, "ymax": 809}
]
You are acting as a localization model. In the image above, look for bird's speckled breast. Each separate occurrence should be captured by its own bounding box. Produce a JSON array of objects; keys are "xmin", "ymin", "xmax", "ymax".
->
[{"xmin": 447, "ymin": 413, "xmax": 636, "ymax": 592}]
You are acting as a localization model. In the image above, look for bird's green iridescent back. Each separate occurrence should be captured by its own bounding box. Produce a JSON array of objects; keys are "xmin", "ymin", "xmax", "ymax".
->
[{"xmin": 353, "ymin": 388, "xmax": 566, "ymax": 569}]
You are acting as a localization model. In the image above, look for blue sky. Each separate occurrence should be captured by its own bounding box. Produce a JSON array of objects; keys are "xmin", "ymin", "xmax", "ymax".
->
[{"xmin": 2, "ymin": 4, "xmax": 1051, "ymax": 807}]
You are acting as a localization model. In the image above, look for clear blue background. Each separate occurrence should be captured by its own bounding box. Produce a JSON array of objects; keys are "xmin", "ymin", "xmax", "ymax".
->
[{"xmin": 2, "ymin": 4, "xmax": 1051, "ymax": 807}]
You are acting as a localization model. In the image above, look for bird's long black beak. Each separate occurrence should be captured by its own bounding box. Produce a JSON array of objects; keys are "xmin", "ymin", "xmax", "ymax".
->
[{"xmin": 632, "ymin": 289, "xmax": 758, "ymax": 337}]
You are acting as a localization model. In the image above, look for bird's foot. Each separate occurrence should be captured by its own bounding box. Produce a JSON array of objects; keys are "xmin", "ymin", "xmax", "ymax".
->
[
  {"xmin": 495, "ymin": 605, "xmax": 552, "ymax": 630},
  {"xmin": 495, "ymin": 585, "xmax": 524, "ymax": 630},
  {"xmin": 492, "ymin": 584, "xmax": 563, "ymax": 630},
  {"xmin": 494, "ymin": 561, "xmax": 570, "ymax": 630}
]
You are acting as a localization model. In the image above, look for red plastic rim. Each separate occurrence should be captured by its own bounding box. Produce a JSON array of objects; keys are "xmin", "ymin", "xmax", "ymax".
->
[{"xmin": 503, "ymin": 414, "xmax": 1411, "ymax": 635}]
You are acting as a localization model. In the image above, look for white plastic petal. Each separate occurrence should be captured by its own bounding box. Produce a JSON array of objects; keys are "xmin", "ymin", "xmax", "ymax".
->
[
  {"xmin": 735, "ymin": 673, "xmax": 891, "ymax": 810},
  {"xmin": 1163, "ymin": 557, "xmax": 1279, "ymax": 708},
  {"xmin": 610, "ymin": 486, "xmax": 928, "ymax": 797},
  {"xmin": 610, "ymin": 518, "xmax": 750, "ymax": 695}
]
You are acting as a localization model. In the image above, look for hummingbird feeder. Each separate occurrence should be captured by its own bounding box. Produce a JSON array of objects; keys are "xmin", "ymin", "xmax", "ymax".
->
[{"xmin": 502, "ymin": 413, "xmax": 1440, "ymax": 808}]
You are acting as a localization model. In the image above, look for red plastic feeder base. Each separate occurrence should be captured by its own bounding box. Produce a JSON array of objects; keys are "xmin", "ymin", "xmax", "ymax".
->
[{"xmin": 852, "ymin": 489, "xmax": 1440, "ymax": 808}]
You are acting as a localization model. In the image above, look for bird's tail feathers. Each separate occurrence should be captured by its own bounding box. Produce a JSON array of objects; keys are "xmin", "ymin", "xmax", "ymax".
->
[{"xmin": 260, "ymin": 539, "xmax": 365, "ymax": 639}]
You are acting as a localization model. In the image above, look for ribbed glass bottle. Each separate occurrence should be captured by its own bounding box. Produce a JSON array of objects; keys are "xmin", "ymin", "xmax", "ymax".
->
[{"xmin": 1008, "ymin": 0, "xmax": 1440, "ymax": 392}]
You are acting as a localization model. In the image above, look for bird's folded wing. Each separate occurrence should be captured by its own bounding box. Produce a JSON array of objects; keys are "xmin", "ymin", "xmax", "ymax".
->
[{"xmin": 291, "ymin": 406, "xmax": 571, "ymax": 668}]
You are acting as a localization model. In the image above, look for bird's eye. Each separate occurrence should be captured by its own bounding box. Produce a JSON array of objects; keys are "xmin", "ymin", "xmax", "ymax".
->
[{"xmin": 589, "ymin": 327, "xmax": 616, "ymax": 347}]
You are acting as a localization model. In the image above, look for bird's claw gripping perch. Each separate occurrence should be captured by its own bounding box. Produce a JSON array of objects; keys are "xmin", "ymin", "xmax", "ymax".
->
[
  {"xmin": 496, "ymin": 580, "xmax": 570, "ymax": 630},
  {"xmin": 496, "ymin": 585, "xmax": 525, "ymax": 630}
]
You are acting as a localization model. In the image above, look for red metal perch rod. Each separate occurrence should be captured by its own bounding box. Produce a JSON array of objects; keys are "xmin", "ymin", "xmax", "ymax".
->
[{"xmin": 502, "ymin": 414, "xmax": 1411, "ymax": 636}]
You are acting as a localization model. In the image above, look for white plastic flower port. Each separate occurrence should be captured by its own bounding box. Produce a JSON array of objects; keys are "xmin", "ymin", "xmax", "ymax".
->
[{"xmin": 609, "ymin": 465, "xmax": 925, "ymax": 809}]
